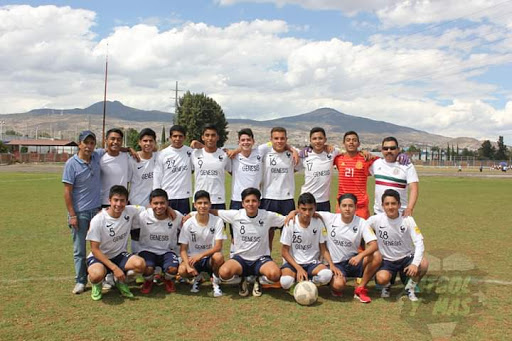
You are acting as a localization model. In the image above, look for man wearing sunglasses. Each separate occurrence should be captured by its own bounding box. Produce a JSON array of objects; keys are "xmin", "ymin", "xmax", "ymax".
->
[{"xmin": 370, "ymin": 137, "xmax": 419, "ymax": 217}]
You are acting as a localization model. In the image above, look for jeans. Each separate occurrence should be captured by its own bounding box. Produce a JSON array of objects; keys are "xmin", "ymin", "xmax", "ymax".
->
[{"xmin": 71, "ymin": 208, "xmax": 100, "ymax": 284}]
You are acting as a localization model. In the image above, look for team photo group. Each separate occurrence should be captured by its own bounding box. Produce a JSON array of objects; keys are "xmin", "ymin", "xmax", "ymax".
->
[{"xmin": 63, "ymin": 123, "xmax": 429, "ymax": 304}]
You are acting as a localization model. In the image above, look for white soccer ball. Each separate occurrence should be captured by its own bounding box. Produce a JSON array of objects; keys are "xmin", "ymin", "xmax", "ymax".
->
[{"xmin": 293, "ymin": 281, "xmax": 318, "ymax": 306}]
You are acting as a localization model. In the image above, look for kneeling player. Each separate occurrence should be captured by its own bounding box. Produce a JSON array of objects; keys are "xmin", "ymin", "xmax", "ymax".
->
[
  {"xmin": 216, "ymin": 187, "xmax": 284, "ymax": 297},
  {"xmin": 316, "ymin": 193, "xmax": 381, "ymax": 303},
  {"xmin": 86, "ymin": 185, "xmax": 146, "ymax": 301},
  {"xmin": 368, "ymin": 189, "xmax": 429, "ymax": 301},
  {"xmin": 178, "ymin": 190, "xmax": 225, "ymax": 297},
  {"xmin": 132, "ymin": 189, "xmax": 182, "ymax": 294},
  {"xmin": 280, "ymin": 192, "xmax": 333, "ymax": 292}
]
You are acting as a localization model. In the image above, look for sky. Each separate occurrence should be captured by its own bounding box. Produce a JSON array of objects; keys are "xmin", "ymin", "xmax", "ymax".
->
[{"xmin": 1, "ymin": 0, "xmax": 512, "ymax": 144}]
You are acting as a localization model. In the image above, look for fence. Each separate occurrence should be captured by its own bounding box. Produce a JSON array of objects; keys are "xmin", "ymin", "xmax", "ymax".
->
[{"xmin": 0, "ymin": 152, "xmax": 71, "ymax": 165}]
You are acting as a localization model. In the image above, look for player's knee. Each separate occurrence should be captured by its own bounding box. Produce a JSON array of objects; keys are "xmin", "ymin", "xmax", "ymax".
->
[
  {"xmin": 144, "ymin": 266, "xmax": 154, "ymax": 276},
  {"xmin": 376, "ymin": 272, "xmax": 390, "ymax": 285},
  {"xmin": 166, "ymin": 266, "xmax": 178, "ymax": 275},
  {"xmin": 280, "ymin": 275, "xmax": 295, "ymax": 290},
  {"xmin": 372, "ymin": 251, "xmax": 383, "ymax": 264},
  {"xmin": 420, "ymin": 258, "xmax": 429, "ymax": 272},
  {"xmin": 219, "ymin": 265, "xmax": 232, "ymax": 280},
  {"xmin": 133, "ymin": 257, "xmax": 146, "ymax": 273},
  {"xmin": 315, "ymin": 269, "xmax": 333, "ymax": 285},
  {"xmin": 212, "ymin": 252, "xmax": 224, "ymax": 265},
  {"xmin": 331, "ymin": 277, "xmax": 345, "ymax": 291},
  {"xmin": 88, "ymin": 267, "xmax": 106, "ymax": 284},
  {"xmin": 267, "ymin": 268, "xmax": 281, "ymax": 282}
]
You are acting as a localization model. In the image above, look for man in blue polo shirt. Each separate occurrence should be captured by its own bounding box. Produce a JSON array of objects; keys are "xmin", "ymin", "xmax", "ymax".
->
[{"xmin": 62, "ymin": 130, "xmax": 105, "ymax": 294}]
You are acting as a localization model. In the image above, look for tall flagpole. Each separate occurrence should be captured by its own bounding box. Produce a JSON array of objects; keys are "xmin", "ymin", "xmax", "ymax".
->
[{"xmin": 102, "ymin": 43, "xmax": 109, "ymax": 148}]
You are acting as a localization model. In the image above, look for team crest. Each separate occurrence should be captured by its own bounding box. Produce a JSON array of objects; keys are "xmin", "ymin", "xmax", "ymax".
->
[
  {"xmin": 124, "ymin": 215, "xmax": 130, "ymax": 221},
  {"xmin": 257, "ymin": 155, "xmax": 261, "ymax": 161},
  {"xmin": 352, "ymin": 226, "xmax": 358, "ymax": 233},
  {"xmin": 400, "ymin": 225, "xmax": 406, "ymax": 233},
  {"xmin": 393, "ymin": 168, "xmax": 400, "ymax": 175},
  {"xmin": 219, "ymin": 155, "xmax": 224, "ymax": 161},
  {"xmin": 168, "ymin": 222, "xmax": 173, "ymax": 229},
  {"xmin": 186, "ymin": 151, "xmax": 191, "ymax": 157},
  {"xmin": 327, "ymin": 154, "xmax": 332, "ymax": 160},
  {"xmin": 210, "ymin": 227, "xmax": 215, "ymax": 234},
  {"xmin": 312, "ymin": 228, "xmax": 317, "ymax": 234},
  {"xmin": 258, "ymin": 219, "xmax": 264, "ymax": 226},
  {"xmin": 286, "ymin": 152, "xmax": 291, "ymax": 158},
  {"xmin": 355, "ymin": 161, "xmax": 363, "ymax": 169}
]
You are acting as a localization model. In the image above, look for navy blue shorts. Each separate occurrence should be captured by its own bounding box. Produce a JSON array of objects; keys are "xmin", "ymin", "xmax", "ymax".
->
[
  {"xmin": 86, "ymin": 252, "xmax": 134, "ymax": 272},
  {"xmin": 379, "ymin": 255, "xmax": 414, "ymax": 283},
  {"xmin": 315, "ymin": 201, "xmax": 331, "ymax": 212},
  {"xmin": 232, "ymin": 255, "xmax": 273, "ymax": 277},
  {"xmin": 281, "ymin": 262, "xmax": 322, "ymax": 278},
  {"xmin": 169, "ymin": 198, "xmax": 190, "ymax": 215},
  {"xmin": 229, "ymin": 201, "xmax": 242, "ymax": 210},
  {"xmin": 335, "ymin": 259, "xmax": 364, "ymax": 278},
  {"xmin": 260, "ymin": 199, "xmax": 295, "ymax": 229},
  {"xmin": 193, "ymin": 256, "xmax": 213, "ymax": 274},
  {"xmin": 139, "ymin": 251, "xmax": 179, "ymax": 270}
]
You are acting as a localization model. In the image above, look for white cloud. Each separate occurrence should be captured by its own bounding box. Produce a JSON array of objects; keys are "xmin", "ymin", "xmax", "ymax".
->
[{"xmin": 0, "ymin": 4, "xmax": 511, "ymax": 143}]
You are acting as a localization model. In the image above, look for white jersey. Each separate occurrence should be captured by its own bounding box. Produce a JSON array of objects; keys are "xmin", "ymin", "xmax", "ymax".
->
[
  {"xmin": 178, "ymin": 214, "xmax": 225, "ymax": 256},
  {"xmin": 100, "ymin": 152, "xmax": 131, "ymax": 205},
  {"xmin": 191, "ymin": 148, "xmax": 231, "ymax": 204},
  {"xmin": 217, "ymin": 209, "xmax": 284, "ymax": 261},
  {"xmin": 299, "ymin": 149, "xmax": 339, "ymax": 203},
  {"xmin": 280, "ymin": 217, "xmax": 326, "ymax": 265},
  {"xmin": 370, "ymin": 158, "xmax": 419, "ymax": 214},
  {"xmin": 367, "ymin": 214, "xmax": 424, "ymax": 266},
  {"xmin": 261, "ymin": 144, "xmax": 297, "ymax": 200},
  {"xmin": 230, "ymin": 149, "xmax": 264, "ymax": 202},
  {"xmin": 153, "ymin": 145, "xmax": 193, "ymax": 200},
  {"xmin": 317, "ymin": 212, "xmax": 377, "ymax": 263},
  {"xmin": 132, "ymin": 208, "xmax": 182, "ymax": 255},
  {"xmin": 86, "ymin": 206, "xmax": 142, "ymax": 259},
  {"xmin": 128, "ymin": 153, "xmax": 157, "ymax": 206}
]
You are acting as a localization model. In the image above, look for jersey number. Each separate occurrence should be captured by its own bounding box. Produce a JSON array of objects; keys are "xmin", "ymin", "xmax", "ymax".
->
[
  {"xmin": 345, "ymin": 168, "xmax": 354, "ymax": 177},
  {"xmin": 379, "ymin": 230, "xmax": 389, "ymax": 239},
  {"xmin": 306, "ymin": 162, "xmax": 313, "ymax": 171},
  {"xmin": 292, "ymin": 234, "xmax": 302, "ymax": 244},
  {"xmin": 109, "ymin": 228, "xmax": 115, "ymax": 237},
  {"xmin": 240, "ymin": 225, "xmax": 246, "ymax": 234}
]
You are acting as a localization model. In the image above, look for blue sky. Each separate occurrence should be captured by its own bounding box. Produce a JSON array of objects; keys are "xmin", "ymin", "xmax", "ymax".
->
[{"xmin": 1, "ymin": 0, "xmax": 512, "ymax": 144}]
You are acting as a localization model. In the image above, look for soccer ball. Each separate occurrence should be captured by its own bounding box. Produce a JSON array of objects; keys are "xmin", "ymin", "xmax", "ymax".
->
[{"xmin": 293, "ymin": 281, "xmax": 318, "ymax": 306}]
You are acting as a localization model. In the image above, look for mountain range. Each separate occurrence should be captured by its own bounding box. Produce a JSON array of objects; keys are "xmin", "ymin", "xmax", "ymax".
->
[{"xmin": 1, "ymin": 101, "xmax": 481, "ymax": 149}]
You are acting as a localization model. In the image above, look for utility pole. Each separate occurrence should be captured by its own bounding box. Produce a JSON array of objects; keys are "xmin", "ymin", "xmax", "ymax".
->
[
  {"xmin": 169, "ymin": 81, "xmax": 184, "ymax": 123},
  {"xmin": 102, "ymin": 43, "xmax": 109, "ymax": 148}
]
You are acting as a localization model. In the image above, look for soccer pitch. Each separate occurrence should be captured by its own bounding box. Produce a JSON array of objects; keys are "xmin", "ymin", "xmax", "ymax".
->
[{"xmin": 0, "ymin": 168, "xmax": 511, "ymax": 340}]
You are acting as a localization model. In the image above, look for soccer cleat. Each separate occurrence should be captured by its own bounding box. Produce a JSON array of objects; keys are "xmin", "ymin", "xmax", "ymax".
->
[
  {"xmin": 164, "ymin": 279, "xmax": 177, "ymax": 293},
  {"xmin": 406, "ymin": 289, "xmax": 418, "ymax": 302},
  {"xmin": 238, "ymin": 278, "xmax": 249, "ymax": 297},
  {"xmin": 72, "ymin": 283, "xmax": 85, "ymax": 295},
  {"xmin": 288, "ymin": 283, "xmax": 296, "ymax": 296},
  {"xmin": 103, "ymin": 273, "xmax": 114, "ymax": 291},
  {"xmin": 381, "ymin": 286, "xmax": 391, "ymax": 298},
  {"xmin": 190, "ymin": 279, "xmax": 201, "ymax": 293},
  {"xmin": 354, "ymin": 286, "xmax": 372, "ymax": 303},
  {"xmin": 115, "ymin": 281, "xmax": 134, "ymax": 298},
  {"xmin": 91, "ymin": 283, "xmax": 102, "ymax": 301},
  {"xmin": 213, "ymin": 286, "xmax": 223, "ymax": 297},
  {"xmin": 141, "ymin": 280, "xmax": 153, "ymax": 294},
  {"xmin": 331, "ymin": 290, "xmax": 343, "ymax": 297},
  {"xmin": 125, "ymin": 270, "xmax": 137, "ymax": 283},
  {"xmin": 252, "ymin": 278, "xmax": 262, "ymax": 297}
]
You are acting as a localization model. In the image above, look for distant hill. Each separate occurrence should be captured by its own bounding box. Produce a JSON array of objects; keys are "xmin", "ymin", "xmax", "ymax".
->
[{"xmin": 2, "ymin": 101, "xmax": 481, "ymax": 149}]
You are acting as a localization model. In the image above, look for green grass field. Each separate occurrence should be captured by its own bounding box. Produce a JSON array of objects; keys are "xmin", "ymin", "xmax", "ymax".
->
[{"xmin": 0, "ymin": 168, "xmax": 511, "ymax": 340}]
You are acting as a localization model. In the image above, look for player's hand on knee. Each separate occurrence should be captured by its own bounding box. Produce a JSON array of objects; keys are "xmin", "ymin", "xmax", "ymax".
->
[
  {"xmin": 297, "ymin": 269, "xmax": 308, "ymax": 282},
  {"xmin": 404, "ymin": 264, "xmax": 418, "ymax": 277},
  {"xmin": 113, "ymin": 267, "xmax": 125, "ymax": 282},
  {"xmin": 331, "ymin": 266, "xmax": 343, "ymax": 278}
]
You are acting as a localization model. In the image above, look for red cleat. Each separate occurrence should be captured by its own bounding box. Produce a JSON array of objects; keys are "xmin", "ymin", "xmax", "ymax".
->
[
  {"xmin": 354, "ymin": 286, "xmax": 371, "ymax": 303},
  {"xmin": 141, "ymin": 280, "xmax": 153, "ymax": 294},
  {"xmin": 164, "ymin": 279, "xmax": 177, "ymax": 293}
]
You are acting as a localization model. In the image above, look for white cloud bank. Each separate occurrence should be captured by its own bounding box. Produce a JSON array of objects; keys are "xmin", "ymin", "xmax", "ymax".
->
[{"xmin": 1, "ymin": 4, "xmax": 511, "ymax": 142}]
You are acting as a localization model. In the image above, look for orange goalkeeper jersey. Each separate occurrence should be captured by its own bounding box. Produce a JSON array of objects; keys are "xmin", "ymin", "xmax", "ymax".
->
[{"xmin": 333, "ymin": 153, "xmax": 376, "ymax": 208}]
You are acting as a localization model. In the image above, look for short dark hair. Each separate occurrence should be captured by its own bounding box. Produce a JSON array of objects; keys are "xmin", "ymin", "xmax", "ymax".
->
[
  {"xmin": 238, "ymin": 128, "xmax": 254, "ymax": 139},
  {"xmin": 343, "ymin": 131, "xmax": 359, "ymax": 142},
  {"xmin": 381, "ymin": 189, "xmax": 400, "ymax": 204},
  {"xmin": 271, "ymin": 127, "xmax": 287, "ymax": 136},
  {"xmin": 109, "ymin": 185, "xmax": 128, "ymax": 199},
  {"xmin": 382, "ymin": 136, "xmax": 399, "ymax": 148},
  {"xmin": 106, "ymin": 128, "xmax": 124, "ymax": 139},
  {"xmin": 241, "ymin": 187, "xmax": 261, "ymax": 201},
  {"xmin": 194, "ymin": 190, "xmax": 211, "ymax": 202},
  {"xmin": 309, "ymin": 127, "xmax": 326, "ymax": 138},
  {"xmin": 138, "ymin": 128, "xmax": 156, "ymax": 141},
  {"xmin": 202, "ymin": 124, "xmax": 218, "ymax": 135},
  {"xmin": 150, "ymin": 188, "xmax": 168, "ymax": 202},
  {"xmin": 338, "ymin": 193, "xmax": 358, "ymax": 206},
  {"xmin": 170, "ymin": 125, "xmax": 186, "ymax": 136},
  {"xmin": 298, "ymin": 192, "xmax": 316, "ymax": 206}
]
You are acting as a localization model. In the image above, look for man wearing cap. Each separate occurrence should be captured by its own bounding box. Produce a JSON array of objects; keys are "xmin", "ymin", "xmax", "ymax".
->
[{"xmin": 62, "ymin": 130, "xmax": 105, "ymax": 294}]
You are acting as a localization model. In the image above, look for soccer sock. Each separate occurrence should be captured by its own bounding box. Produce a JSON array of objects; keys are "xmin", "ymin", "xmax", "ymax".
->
[
  {"xmin": 164, "ymin": 273, "xmax": 176, "ymax": 281},
  {"xmin": 312, "ymin": 269, "xmax": 333, "ymax": 286},
  {"xmin": 405, "ymin": 279, "xmax": 417, "ymax": 291},
  {"xmin": 212, "ymin": 274, "xmax": 221, "ymax": 285},
  {"xmin": 259, "ymin": 275, "xmax": 275, "ymax": 285},
  {"xmin": 219, "ymin": 274, "xmax": 235, "ymax": 282},
  {"xmin": 280, "ymin": 276, "xmax": 295, "ymax": 290}
]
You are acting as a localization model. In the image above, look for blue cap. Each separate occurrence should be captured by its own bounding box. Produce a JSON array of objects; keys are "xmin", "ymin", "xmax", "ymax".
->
[{"xmin": 78, "ymin": 130, "xmax": 96, "ymax": 142}]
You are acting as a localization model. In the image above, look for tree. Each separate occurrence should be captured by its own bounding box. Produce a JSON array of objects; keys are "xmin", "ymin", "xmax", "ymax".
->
[
  {"xmin": 478, "ymin": 140, "xmax": 495, "ymax": 159},
  {"xmin": 161, "ymin": 126, "xmax": 166, "ymax": 144},
  {"xmin": 446, "ymin": 144, "xmax": 450, "ymax": 161},
  {"xmin": 5, "ymin": 129, "xmax": 21, "ymax": 136},
  {"xmin": 174, "ymin": 91, "xmax": 228, "ymax": 147},
  {"xmin": 0, "ymin": 141, "xmax": 8, "ymax": 153},
  {"xmin": 407, "ymin": 145, "xmax": 420, "ymax": 153},
  {"xmin": 124, "ymin": 128, "xmax": 140, "ymax": 151},
  {"xmin": 495, "ymin": 136, "xmax": 508, "ymax": 160}
]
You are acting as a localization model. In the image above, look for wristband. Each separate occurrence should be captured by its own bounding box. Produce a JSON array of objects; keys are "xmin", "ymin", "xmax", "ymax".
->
[{"xmin": 69, "ymin": 215, "xmax": 77, "ymax": 219}]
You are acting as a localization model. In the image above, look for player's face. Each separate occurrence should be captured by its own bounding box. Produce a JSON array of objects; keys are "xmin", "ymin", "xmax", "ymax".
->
[
  {"xmin": 382, "ymin": 141, "xmax": 399, "ymax": 163},
  {"xmin": 298, "ymin": 203, "xmax": 315, "ymax": 225},
  {"xmin": 194, "ymin": 197, "xmax": 211, "ymax": 215},
  {"xmin": 139, "ymin": 135, "xmax": 156, "ymax": 154},
  {"xmin": 310, "ymin": 132, "xmax": 326, "ymax": 153},
  {"xmin": 343, "ymin": 134, "xmax": 360, "ymax": 153},
  {"xmin": 238, "ymin": 134, "xmax": 254, "ymax": 152},
  {"xmin": 170, "ymin": 131, "xmax": 185, "ymax": 148},
  {"xmin": 339, "ymin": 198, "xmax": 356, "ymax": 221},
  {"xmin": 202, "ymin": 129, "xmax": 219, "ymax": 150},
  {"xmin": 109, "ymin": 194, "xmax": 127, "ymax": 216},
  {"xmin": 271, "ymin": 131, "xmax": 287, "ymax": 152},
  {"xmin": 242, "ymin": 194, "xmax": 260, "ymax": 216},
  {"xmin": 78, "ymin": 137, "xmax": 96, "ymax": 158},
  {"xmin": 150, "ymin": 196, "xmax": 168, "ymax": 217},
  {"xmin": 382, "ymin": 196, "xmax": 400, "ymax": 219},
  {"xmin": 106, "ymin": 132, "xmax": 123, "ymax": 153}
]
